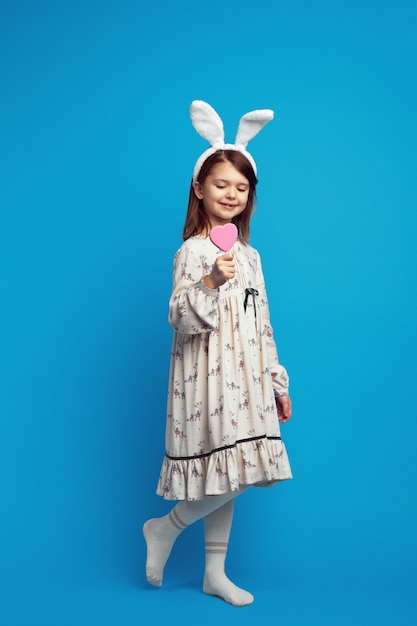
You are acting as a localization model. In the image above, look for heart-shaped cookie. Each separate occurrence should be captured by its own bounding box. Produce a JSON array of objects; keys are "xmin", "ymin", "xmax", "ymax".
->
[{"xmin": 209, "ymin": 223, "xmax": 238, "ymax": 252}]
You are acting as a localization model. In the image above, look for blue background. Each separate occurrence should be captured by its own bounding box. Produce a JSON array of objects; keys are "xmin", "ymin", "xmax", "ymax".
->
[{"xmin": 1, "ymin": 0, "xmax": 416, "ymax": 624}]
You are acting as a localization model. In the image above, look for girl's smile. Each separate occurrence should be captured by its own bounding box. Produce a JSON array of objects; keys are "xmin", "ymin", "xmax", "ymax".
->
[{"xmin": 193, "ymin": 161, "xmax": 250, "ymax": 228}]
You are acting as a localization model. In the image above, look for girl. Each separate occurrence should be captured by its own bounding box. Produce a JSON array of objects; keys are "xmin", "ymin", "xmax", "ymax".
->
[{"xmin": 143, "ymin": 101, "xmax": 293, "ymax": 607}]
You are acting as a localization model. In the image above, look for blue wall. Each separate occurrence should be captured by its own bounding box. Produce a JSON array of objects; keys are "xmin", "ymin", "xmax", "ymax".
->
[{"xmin": 1, "ymin": 1, "xmax": 416, "ymax": 624}]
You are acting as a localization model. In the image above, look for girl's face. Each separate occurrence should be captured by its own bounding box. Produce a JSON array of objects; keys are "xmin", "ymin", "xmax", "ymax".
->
[{"xmin": 193, "ymin": 161, "xmax": 250, "ymax": 229}]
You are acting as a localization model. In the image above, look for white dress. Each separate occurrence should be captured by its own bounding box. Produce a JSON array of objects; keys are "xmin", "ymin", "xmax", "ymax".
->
[{"xmin": 156, "ymin": 235, "xmax": 292, "ymax": 500}]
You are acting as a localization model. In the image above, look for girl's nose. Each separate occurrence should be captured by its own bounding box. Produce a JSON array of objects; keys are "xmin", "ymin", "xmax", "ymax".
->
[{"xmin": 226, "ymin": 187, "xmax": 236, "ymax": 198}]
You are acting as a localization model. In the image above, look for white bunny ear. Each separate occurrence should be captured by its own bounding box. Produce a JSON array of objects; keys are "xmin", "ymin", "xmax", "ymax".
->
[
  {"xmin": 190, "ymin": 100, "xmax": 225, "ymax": 148},
  {"xmin": 235, "ymin": 109, "xmax": 274, "ymax": 148}
]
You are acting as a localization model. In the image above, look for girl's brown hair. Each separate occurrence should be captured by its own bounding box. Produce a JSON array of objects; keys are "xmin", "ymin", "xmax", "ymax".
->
[{"xmin": 182, "ymin": 150, "xmax": 258, "ymax": 243}]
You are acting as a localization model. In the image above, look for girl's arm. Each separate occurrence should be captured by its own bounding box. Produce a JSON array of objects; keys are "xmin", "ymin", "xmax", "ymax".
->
[
  {"xmin": 168, "ymin": 243, "xmax": 220, "ymax": 335},
  {"xmin": 255, "ymin": 251, "xmax": 290, "ymax": 397}
]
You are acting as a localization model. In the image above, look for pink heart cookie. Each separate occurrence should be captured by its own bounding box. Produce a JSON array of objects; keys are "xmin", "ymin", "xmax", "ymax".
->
[{"xmin": 209, "ymin": 223, "xmax": 238, "ymax": 252}]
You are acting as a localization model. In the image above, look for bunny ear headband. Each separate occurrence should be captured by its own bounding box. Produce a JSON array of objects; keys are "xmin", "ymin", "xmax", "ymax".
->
[{"xmin": 190, "ymin": 100, "xmax": 274, "ymax": 182}]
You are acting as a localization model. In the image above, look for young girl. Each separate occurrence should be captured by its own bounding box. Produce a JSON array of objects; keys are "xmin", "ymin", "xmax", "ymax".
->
[{"xmin": 143, "ymin": 100, "xmax": 292, "ymax": 607}]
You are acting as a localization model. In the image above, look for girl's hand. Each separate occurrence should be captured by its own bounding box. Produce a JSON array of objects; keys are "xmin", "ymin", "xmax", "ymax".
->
[
  {"xmin": 276, "ymin": 394, "xmax": 292, "ymax": 423},
  {"xmin": 203, "ymin": 253, "xmax": 235, "ymax": 289}
]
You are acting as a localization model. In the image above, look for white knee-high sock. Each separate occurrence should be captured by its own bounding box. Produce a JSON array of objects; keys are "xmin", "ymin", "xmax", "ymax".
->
[
  {"xmin": 143, "ymin": 508, "xmax": 188, "ymax": 586},
  {"xmin": 143, "ymin": 487, "xmax": 249, "ymax": 587},
  {"xmin": 203, "ymin": 501, "xmax": 254, "ymax": 606}
]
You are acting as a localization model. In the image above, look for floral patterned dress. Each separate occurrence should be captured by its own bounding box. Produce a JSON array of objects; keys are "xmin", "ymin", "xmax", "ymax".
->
[{"xmin": 156, "ymin": 235, "xmax": 292, "ymax": 501}]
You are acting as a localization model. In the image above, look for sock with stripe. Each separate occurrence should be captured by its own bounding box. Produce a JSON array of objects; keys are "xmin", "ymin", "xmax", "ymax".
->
[
  {"xmin": 143, "ymin": 508, "xmax": 188, "ymax": 586},
  {"xmin": 203, "ymin": 500, "xmax": 254, "ymax": 606}
]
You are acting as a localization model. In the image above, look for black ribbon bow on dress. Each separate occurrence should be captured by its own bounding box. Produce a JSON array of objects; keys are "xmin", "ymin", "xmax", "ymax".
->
[{"xmin": 244, "ymin": 288, "xmax": 259, "ymax": 316}]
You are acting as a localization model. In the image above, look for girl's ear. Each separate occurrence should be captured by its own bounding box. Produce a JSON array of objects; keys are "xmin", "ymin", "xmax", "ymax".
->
[{"xmin": 193, "ymin": 181, "xmax": 203, "ymax": 199}]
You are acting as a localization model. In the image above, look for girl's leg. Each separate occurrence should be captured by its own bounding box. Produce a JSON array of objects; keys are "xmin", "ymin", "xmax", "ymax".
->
[
  {"xmin": 203, "ymin": 500, "xmax": 254, "ymax": 606},
  {"xmin": 143, "ymin": 487, "xmax": 249, "ymax": 587}
]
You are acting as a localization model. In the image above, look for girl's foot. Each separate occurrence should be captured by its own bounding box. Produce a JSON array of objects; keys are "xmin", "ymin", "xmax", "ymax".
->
[
  {"xmin": 143, "ymin": 517, "xmax": 177, "ymax": 586},
  {"xmin": 203, "ymin": 571, "xmax": 254, "ymax": 606}
]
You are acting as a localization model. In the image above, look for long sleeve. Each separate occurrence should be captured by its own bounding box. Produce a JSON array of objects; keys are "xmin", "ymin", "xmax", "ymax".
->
[
  {"xmin": 168, "ymin": 241, "xmax": 220, "ymax": 335},
  {"xmin": 255, "ymin": 251, "xmax": 289, "ymax": 395}
]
